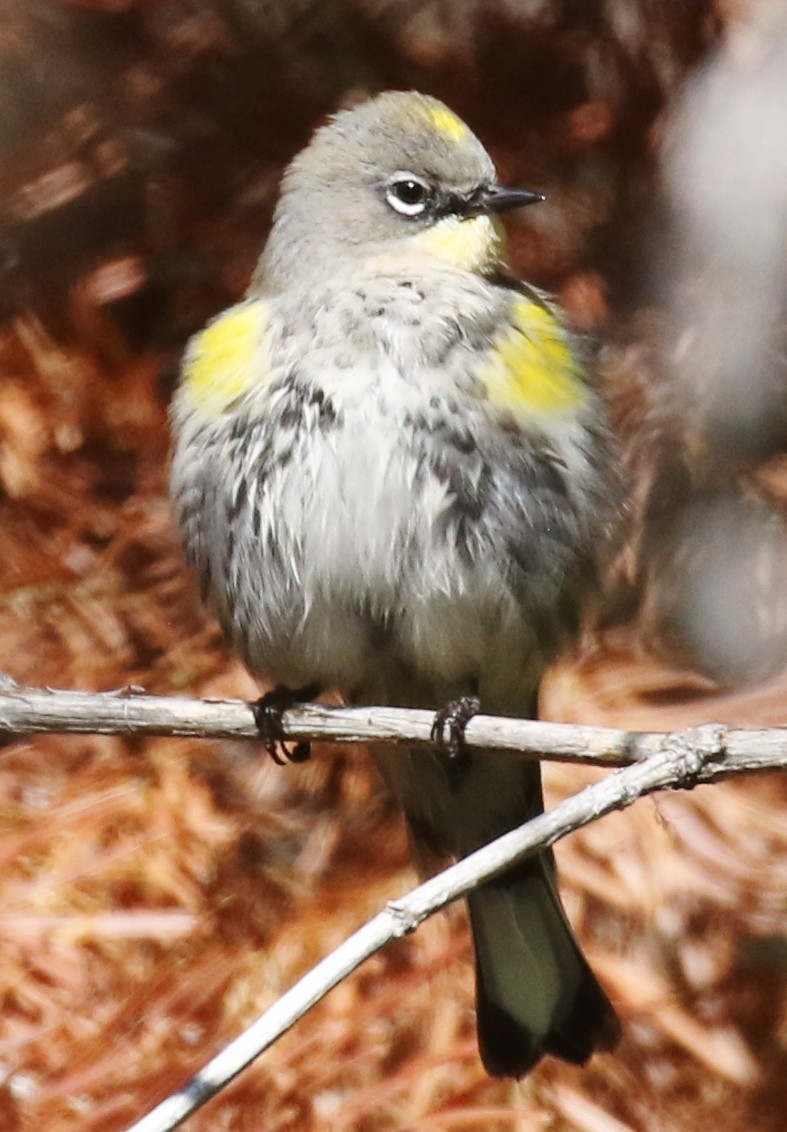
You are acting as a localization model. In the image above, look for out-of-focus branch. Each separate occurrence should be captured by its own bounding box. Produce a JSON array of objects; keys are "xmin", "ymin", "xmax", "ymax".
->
[
  {"xmin": 125, "ymin": 723, "xmax": 767, "ymax": 1132},
  {"xmin": 0, "ymin": 674, "xmax": 785, "ymax": 776}
]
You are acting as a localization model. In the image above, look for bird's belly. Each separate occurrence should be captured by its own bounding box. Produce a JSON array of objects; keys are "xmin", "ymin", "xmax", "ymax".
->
[{"xmin": 234, "ymin": 413, "xmax": 531, "ymax": 697}]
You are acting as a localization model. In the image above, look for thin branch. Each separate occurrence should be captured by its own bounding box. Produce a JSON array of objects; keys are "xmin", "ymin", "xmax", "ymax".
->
[
  {"xmin": 0, "ymin": 674, "xmax": 785, "ymax": 774},
  {"xmin": 125, "ymin": 724, "xmax": 752, "ymax": 1132},
  {"xmin": 1, "ymin": 674, "xmax": 783, "ymax": 1128}
]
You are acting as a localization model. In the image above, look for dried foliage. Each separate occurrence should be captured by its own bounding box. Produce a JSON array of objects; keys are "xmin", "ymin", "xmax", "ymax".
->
[{"xmin": 0, "ymin": 2, "xmax": 785, "ymax": 1130}]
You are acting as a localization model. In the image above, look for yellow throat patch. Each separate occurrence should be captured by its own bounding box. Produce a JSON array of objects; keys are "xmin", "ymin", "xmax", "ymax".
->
[
  {"xmin": 181, "ymin": 299, "xmax": 268, "ymax": 417},
  {"xmin": 482, "ymin": 299, "xmax": 587, "ymax": 417},
  {"xmin": 414, "ymin": 214, "xmax": 504, "ymax": 273}
]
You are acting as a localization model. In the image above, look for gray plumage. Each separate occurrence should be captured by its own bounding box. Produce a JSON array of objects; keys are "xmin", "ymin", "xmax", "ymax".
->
[{"xmin": 171, "ymin": 90, "xmax": 621, "ymax": 1076}]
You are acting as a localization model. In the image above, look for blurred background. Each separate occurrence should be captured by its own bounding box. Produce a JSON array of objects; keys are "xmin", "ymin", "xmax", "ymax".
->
[{"xmin": 0, "ymin": 1, "xmax": 785, "ymax": 1129}]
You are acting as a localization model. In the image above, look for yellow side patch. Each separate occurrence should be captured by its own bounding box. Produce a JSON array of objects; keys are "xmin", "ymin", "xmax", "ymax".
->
[
  {"xmin": 482, "ymin": 299, "xmax": 586, "ymax": 417},
  {"xmin": 182, "ymin": 299, "xmax": 268, "ymax": 417},
  {"xmin": 415, "ymin": 214, "xmax": 504, "ymax": 273},
  {"xmin": 426, "ymin": 105, "xmax": 470, "ymax": 141}
]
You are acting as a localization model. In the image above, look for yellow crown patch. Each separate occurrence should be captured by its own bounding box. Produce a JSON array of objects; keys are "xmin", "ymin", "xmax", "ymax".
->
[
  {"xmin": 482, "ymin": 299, "xmax": 586, "ymax": 417},
  {"xmin": 427, "ymin": 105, "xmax": 470, "ymax": 142}
]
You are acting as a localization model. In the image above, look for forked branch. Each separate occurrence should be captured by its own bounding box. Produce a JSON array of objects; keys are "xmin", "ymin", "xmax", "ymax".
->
[{"xmin": 1, "ymin": 676, "xmax": 783, "ymax": 1132}]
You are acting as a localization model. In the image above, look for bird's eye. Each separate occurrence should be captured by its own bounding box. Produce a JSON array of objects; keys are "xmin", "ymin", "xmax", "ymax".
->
[{"xmin": 385, "ymin": 176, "xmax": 431, "ymax": 217}]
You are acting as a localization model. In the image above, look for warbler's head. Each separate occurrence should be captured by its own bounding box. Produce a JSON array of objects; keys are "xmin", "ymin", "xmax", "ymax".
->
[{"xmin": 259, "ymin": 91, "xmax": 543, "ymax": 289}]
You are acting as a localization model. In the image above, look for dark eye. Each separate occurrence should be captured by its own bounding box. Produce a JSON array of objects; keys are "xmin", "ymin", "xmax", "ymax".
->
[{"xmin": 385, "ymin": 175, "xmax": 431, "ymax": 217}]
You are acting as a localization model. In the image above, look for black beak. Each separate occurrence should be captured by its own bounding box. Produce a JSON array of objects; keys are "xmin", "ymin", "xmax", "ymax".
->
[{"xmin": 466, "ymin": 184, "xmax": 545, "ymax": 217}]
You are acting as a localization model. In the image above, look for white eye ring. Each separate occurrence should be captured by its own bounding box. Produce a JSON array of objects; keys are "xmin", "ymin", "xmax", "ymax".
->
[{"xmin": 385, "ymin": 175, "xmax": 431, "ymax": 216}]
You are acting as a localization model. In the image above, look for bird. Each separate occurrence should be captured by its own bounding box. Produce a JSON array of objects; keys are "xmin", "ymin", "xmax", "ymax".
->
[{"xmin": 170, "ymin": 89, "xmax": 621, "ymax": 1078}]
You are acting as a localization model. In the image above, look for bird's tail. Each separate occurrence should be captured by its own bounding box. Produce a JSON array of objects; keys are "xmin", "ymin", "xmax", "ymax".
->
[{"xmin": 467, "ymin": 854, "xmax": 620, "ymax": 1077}]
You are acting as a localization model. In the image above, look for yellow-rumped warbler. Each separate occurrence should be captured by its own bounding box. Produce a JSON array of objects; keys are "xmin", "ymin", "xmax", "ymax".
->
[{"xmin": 171, "ymin": 91, "xmax": 620, "ymax": 1077}]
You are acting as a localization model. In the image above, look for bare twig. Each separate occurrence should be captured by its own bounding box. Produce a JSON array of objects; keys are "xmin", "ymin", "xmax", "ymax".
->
[
  {"xmin": 1, "ymin": 675, "xmax": 783, "ymax": 1131},
  {"xmin": 0, "ymin": 674, "xmax": 785, "ymax": 775},
  {"xmin": 124, "ymin": 723, "xmax": 767, "ymax": 1132}
]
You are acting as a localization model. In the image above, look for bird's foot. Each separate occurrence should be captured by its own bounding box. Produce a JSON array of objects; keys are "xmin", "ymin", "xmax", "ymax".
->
[
  {"xmin": 252, "ymin": 684, "xmax": 319, "ymax": 765},
  {"xmin": 430, "ymin": 695, "xmax": 481, "ymax": 760}
]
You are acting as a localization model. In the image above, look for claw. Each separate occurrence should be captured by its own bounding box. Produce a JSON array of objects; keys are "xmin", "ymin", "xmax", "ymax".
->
[
  {"xmin": 431, "ymin": 695, "xmax": 481, "ymax": 759},
  {"xmin": 251, "ymin": 684, "xmax": 319, "ymax": 764}
]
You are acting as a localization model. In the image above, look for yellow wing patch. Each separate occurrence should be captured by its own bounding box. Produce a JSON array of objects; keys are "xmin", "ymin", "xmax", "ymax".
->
[
  {"xmin": 181, "ymin": 299, "xmax": 269, "ymax": 418},
  {"xmin": 482, "ymin": 299, "xmax": 586, "ymax": 417},
  {"xmin": 415, "ymin": 214, "xmax": 504, "ymax": 273},
  {"xmin": 427, "ymin": 105, "xmax": 470, "ymax": 141}
]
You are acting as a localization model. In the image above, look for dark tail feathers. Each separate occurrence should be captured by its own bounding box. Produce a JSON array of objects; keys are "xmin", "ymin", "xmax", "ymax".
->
[{"xmin": 468, "ymin": 857, "xmax": 620, "ymax": 1077}]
